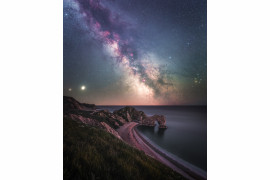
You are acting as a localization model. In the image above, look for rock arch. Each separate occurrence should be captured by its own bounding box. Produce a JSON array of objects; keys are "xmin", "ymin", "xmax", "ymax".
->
[
  {"xmin": 113, "ymin": 106, "xmax": 167, "ymax": 128},
  {"xmin": 141, "ymin": 115, "xmax": 167, "ymax": 129}
]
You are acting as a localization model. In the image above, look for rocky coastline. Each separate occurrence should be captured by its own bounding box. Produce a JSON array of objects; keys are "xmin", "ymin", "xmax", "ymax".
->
[
  {"xmin": 64, "ymin": 96, "xmax": 206, "ymax": 180},
  {"xmin": 64, "ymin": 96, "xmax": 167, "ymax": 140}
]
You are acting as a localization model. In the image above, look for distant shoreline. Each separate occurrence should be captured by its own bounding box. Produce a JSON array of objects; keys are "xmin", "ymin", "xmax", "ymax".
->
[{"xmin": 117, "ymin": 122, "xmax": 206, "ymax": 180}]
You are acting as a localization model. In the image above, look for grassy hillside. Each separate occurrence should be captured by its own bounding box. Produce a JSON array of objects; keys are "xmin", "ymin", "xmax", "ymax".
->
[{"xmin": 64, "ymin": 117, "xmax": 185, "ymax": 180}]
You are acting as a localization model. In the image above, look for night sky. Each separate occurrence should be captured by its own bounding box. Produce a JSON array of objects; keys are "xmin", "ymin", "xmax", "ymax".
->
[{"xmin": 64, "ymin": 0, "xmax": 207, "ymax": 105}]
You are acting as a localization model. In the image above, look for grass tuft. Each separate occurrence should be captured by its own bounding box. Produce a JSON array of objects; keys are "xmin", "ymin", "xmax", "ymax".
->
[{"xmin": 64, "ymin": 117, "xmax": 185, "ymax": 180}]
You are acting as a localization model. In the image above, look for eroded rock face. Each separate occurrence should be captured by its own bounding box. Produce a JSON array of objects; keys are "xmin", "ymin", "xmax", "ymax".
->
[
  {"xmin": 64, "ymin": 96, "xmax": 96, "ymax": 111},
  {"xmin": 68, "ymin": 114, "xmax": 103, "ymax": 128},
  {"xmin": 141, "ymin": 115, "xmax": 167, "ymax": 129},
  {"xmin": 114, "ymin": 107, "xmax": 167, "ymax": 129},
  {"xmin": 92, "ymin": 110, "xmax": 127, "ymax": 128},
  {"xmin": 64, "ymin": 97, "xmax": 167, "ymax": 142},
  {"xmin": 151, "ymin": 115, "xmax": 167, "ymax": 129},
  {"xmin": 100, "ymin": 122, "xmax": 122, "ymax": 140},
  {"xmin": 113, "ymin": 114, "xmax": 126, "ymax": 124},
  {"xmin": 66, "ymin": 114, "xmax": 122, "ymax": 139},
  {"xmin": 113, "ymin": 106, "xmax": 147, "ymax": 122}
]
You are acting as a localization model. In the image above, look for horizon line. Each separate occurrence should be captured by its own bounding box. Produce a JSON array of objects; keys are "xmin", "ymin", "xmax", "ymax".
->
[{"xmin": 94, "ymin": 104, "xmax": 207, "ymax": 106}]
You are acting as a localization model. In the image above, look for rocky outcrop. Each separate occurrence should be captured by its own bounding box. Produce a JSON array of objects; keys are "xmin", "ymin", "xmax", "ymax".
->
[
  {"xmin": 114, "ymin": 107, "xmax": 167, "ymax": 129},
  {"xmin": 64, "ymin": 96, "xmax": 96, "ymax": 111},
  {"xmin": 100, "ymin": 122, "xmax": 122, "ymax": 140},
  {"xmin": 64, "ymin": 97, "xmax": 167, "ymax": 141},
  {"xmin": 113, "ymin": 114, "xmax": 126, "ymax": 124},
  {"xmin": 66, "ymin": 113, "xmax": 122, "ymax": 139},
  {"xmin": 92, "ymin": 110, "xmax": 127, "ymax": 128},
  {"xmin": 113, "ymin": 106, "xmax": 147, "ymax": 122},
  {"xmin": 142, "ymin": 115, "xmax": 167, "ymax": 129},
  {"xmin": 68, "ymin": 114, "xmax": 103, "ymax": 127}
]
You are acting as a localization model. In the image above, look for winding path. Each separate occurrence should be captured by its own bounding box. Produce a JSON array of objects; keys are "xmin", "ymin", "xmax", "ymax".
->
[{"xmin": 117, "ymin": 122, "xmax": 200, "ymax": 180}]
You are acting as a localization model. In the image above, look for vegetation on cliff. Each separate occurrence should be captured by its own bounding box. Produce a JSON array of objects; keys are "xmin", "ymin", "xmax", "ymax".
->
[{"xmin": 64, "ymin": 117, "xmax": 185, "ymax": 180}]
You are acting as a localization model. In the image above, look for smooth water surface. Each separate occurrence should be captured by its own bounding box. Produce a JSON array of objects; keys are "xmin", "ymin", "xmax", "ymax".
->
[{"xmin": 98, "ymin": 106, "xmax": 207, "ymax": 172}]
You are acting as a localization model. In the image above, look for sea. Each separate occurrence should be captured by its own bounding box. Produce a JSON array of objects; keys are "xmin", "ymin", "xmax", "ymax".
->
[{"xmin": 97, "ymin": 106, "xmax": 207, "ymax": 175}]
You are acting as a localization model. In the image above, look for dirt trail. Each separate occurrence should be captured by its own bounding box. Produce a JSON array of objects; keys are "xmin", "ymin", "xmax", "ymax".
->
[{"xmin": 117, "ymin": 122, "xmax": 198, "ymax": 180}]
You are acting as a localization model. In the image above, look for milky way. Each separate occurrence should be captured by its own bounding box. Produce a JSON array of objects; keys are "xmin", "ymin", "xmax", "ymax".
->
[{"xmin": 64, "ymin": 0, "xmax": 207, "ymax": 105}]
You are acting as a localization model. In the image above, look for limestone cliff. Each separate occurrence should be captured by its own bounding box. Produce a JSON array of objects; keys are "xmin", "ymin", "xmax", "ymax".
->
[
  {"xmin": 140, "ymin": 114, "xmax": 167, "ymax": 128},
  {"xmin": 100, "ymin": 122, "xmax": 123, "ymax": 140},
  {"xmin": 113, "ymin": 106, "xmax": 147, "ymax": 122},
  {"xmin": 64, "ymin": 96, "xmax": 96, "ymax": 111},
  {"xmin": 114, "ymin": 107, "xmax": 167, "ymax": 129},
  {"xmin": 64, "ymin": 97, "xmax": 125, "ymax": 139},
  {"xmin": 64, "ymin": 97, "xmax": 167, "ymax": 141}
]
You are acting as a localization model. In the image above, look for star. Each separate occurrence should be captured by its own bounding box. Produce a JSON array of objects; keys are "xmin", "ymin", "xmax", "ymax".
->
[{"xmin": 63, "ymin": 0, "xmax": 207, "ymax": 105}]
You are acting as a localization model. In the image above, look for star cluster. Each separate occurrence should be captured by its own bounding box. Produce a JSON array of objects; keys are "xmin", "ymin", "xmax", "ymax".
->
[{"xmin": 64, "ymin": 0, "xmax": 207, "ymax": 105}]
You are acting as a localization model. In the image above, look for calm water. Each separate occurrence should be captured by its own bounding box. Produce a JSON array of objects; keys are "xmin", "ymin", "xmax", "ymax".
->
[{"xmin": 98, "ymin": 106, "xmax": 207, "ymax": 172}]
